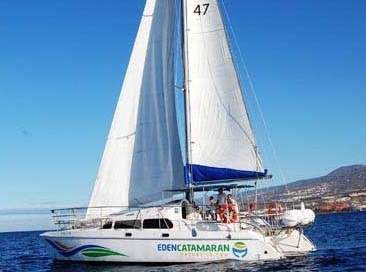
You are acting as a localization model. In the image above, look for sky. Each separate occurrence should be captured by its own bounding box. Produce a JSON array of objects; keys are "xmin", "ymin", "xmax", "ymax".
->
[{"xmin": 1, "ymin": 0, "xmax": 366, "ymax": 221}]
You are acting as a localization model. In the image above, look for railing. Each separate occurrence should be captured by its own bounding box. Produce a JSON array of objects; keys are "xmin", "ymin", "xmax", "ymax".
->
[
  {"xmin": 50, "ymin": 204, "xmax": 285, "ymax": 234},
  {"xmin": 51, "ymin": 204, "xmax": 198, "ymax": 231},
  {"xmin": 51, "ymin": 206, "xmax": 131, "ymax": 231},
  {"xmin": 239, "ymin": 211, "xmax": 287, "ymax": 236}
]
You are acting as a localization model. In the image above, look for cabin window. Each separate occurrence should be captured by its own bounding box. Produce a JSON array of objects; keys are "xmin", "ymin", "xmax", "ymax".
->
[
  {"xmin": 143, "ymin": 218, "xmax": 173, "ymax": 229},
  {"xmin": 102, "ymin": 221, "xmax": 112, "ymax": 229},
  {"xmin": 114, "ymin": 220, "xmax": 141, "ymax": 229}
]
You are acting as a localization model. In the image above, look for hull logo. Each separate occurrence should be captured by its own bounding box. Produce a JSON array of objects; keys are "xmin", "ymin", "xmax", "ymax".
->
[{"xmin": 232, "ymin": 242, "xmax": 248, "ymax": 258}]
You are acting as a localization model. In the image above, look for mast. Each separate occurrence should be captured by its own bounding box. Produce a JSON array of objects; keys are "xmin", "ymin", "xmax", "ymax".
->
[{"xmin": 181, "ymin": 0, "xmax": 193, "ymax": 187}]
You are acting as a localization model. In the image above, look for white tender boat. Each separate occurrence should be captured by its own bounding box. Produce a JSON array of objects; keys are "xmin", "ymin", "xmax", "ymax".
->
[{"xmin": 41, "ymin": 0, "xmax": 315, "ymax": 263}]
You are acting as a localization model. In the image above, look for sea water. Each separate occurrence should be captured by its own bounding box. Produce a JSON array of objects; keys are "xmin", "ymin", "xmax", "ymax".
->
[{"xmin": 1, "ymin": 212, "xmax": 366, "ymax": 272}]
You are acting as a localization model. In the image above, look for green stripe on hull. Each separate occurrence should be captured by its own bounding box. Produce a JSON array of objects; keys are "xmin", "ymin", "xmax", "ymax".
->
[{"xmin": 81, "ymin": 248, "xmax": 126, "ymax": 257}]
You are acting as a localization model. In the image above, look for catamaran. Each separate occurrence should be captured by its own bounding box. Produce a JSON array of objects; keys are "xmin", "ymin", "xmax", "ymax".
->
[{"xmin": 41, "ymin": 0, "xmax": 315, "ymax": 263}]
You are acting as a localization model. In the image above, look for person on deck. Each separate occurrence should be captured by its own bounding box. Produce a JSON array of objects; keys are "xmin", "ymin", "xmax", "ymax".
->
[
  {"xmin": 216, "ymin": 188, "xmax": 228, "ymax": 223},
  {"xmin": 206, "ymin": 196, "xmax": 217, "ymax": 220},
  {"xmin": 227, "ymin": 194, "xmax": 239, "ymax": 223}
]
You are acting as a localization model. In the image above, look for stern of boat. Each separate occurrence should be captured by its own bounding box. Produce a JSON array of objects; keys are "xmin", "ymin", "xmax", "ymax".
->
[{"xmin": 272, "ymin": 228, "xmax": 316, "ymax": 256}]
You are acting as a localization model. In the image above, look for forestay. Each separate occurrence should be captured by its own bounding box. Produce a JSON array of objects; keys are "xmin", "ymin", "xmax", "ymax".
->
[
  {"xmin": 184, "ymin": 0, "xmax": 266, "ymax": 183},
  {"xmin": 88, "ymin": 0, "xmax": 184, "ymax": 217}
]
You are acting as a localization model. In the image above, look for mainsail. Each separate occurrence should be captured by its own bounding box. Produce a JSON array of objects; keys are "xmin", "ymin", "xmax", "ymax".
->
[
  {"xmin": 88, "ymin": 0, "xmax": 184, "ymax": 215},
  {"xmin": 183, "ymin": 0, "xmax": 266, "ymax": 183}
]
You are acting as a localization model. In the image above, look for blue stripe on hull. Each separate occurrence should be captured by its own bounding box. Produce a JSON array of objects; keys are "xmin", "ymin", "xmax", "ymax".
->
[{"xmin": 185, "ymin": 164, "xmax": 267, "ymax": 184}]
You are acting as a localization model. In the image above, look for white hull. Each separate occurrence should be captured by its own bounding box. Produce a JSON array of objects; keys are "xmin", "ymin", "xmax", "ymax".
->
[
  {"xmin": 42, "ymin": 205, "xmax": 316, "ymax": 263},
  {"xmin": 41, "ymin": 226, "xmax": 284, "ymax": 262}
]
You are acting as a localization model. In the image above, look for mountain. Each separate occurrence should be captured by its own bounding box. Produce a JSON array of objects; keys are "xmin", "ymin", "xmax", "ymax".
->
[
  {"xmin": 255, "ymin": 165, "xmax": 366, "ymax": 211},
  {"xmin": 327, "ymin": 164, "xmax": 366, "ymax": 178},
  {"xmin": 285, "ymin": 164, "xmax": 366, "ymax": 193}
]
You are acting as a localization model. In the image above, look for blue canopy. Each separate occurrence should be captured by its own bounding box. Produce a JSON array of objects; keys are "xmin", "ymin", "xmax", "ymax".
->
[{"xmin": 185, "ymin": 164, "xmax": 267, "ymax": 185}]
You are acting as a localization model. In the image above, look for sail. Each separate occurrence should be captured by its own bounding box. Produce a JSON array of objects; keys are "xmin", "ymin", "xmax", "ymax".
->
[
  {"xmin": 183, "ymin": 0, "xmax": 266, "ymax": 183},
  {"xmin": 88, "ymin": 0, "xmax": 184, "ymax": 216}
]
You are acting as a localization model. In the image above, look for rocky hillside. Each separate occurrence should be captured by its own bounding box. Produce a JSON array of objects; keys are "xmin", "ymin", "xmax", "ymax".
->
[
  {"xmin": 257, "ymin": 165, "xmax": 366, "ymax": 206},
  {"xmin": 285, "ymin": 164, "xmax": 366, "ymax": 193}
]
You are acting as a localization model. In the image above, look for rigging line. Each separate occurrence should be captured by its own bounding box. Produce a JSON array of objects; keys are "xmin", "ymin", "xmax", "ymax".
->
[
  {"xmin": 190, "ymin": 27, "xmax": 225, "ymax": 34},
  {"xmin": 220, "ymin": 0, "xmax": 289, "ymax": 190}
]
